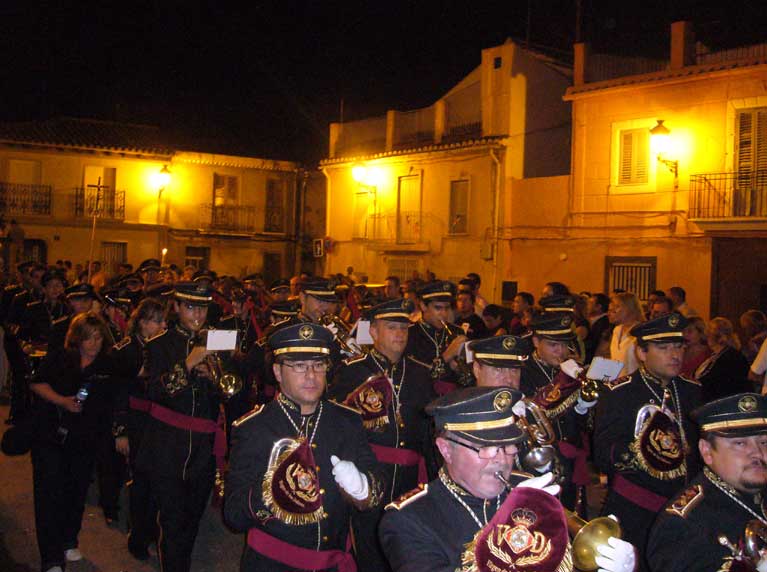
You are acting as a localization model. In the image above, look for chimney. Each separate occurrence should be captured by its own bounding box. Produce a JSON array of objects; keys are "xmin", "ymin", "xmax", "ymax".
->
[
  {"xmin": 574, "ymin": 43, "xmax": 590, "ymax": 86},
  {"xmin": 670, "ymin": 21, "xmax": 696, "ymax": 69}
]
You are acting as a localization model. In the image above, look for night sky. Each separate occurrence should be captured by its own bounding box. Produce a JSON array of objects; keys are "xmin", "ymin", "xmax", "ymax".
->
[{"xmin": 1, "ymin": 1, "xmax": 766, "ymax": 165}]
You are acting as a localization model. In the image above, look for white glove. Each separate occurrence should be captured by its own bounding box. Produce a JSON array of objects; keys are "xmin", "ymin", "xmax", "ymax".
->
[
  {"xmin": 516, "ymin": 471, "xmax": 561, "ymax": 496},
  {"xmin": 575, "ymin": 395, "xmax": 598, "ymax": 415},
  {"xmin": 595, "ymin": 535, "xmax": 637, "ymax": 572},
  {"xmin": 330, "ymin": 455, "xmax": 369, "ymax": 501},
  {"xmin": 560, "ymin": 359, "xmax": 583, "ymax": 379},
  {"xmin": 533, "ymin": 461, "xmax": 553, "ymax": 474},
  {"xmin": 757, "ymin": 555, "xmax": 767, "ymax": 572},
  {"xmin": 512, "ymin": 400, "xmax": 527, "ymax": 418}
]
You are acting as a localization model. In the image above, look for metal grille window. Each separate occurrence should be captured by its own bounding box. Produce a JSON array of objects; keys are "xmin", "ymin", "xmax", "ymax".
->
[
  {"xmin": 449, "ymin": 180, "xmax": 469, "ymax": 234},
  {"xmin": 185, "ymin": 246, "xmax": 210, "ymax": 270},
  {"xmin": 604, "ymin": 257, "xmax": 657, "ymax": 302},
  {"xmin": 352, "ymin": 190, "xmax": 373, "ymax": 239},
  {"xmin": 265, "ymin": 178, "xmax": 286, "ymax": 233},
  {"xmin": 618, "ymin": 128, "xmax": 649, "ymax": 185},
  {"xmin": 387, "ymin": 257, "xmax": 419, "ymax": 282},
  {"xmin": 101, "ymin": 242, "xmax": 127, "ymax": 275},
  {"xmin": 397, "ymin": 175, "xmax": 421, "ymax": 243}
]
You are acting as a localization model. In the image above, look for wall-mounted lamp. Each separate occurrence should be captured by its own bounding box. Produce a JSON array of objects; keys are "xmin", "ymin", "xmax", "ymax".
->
[{"xmin": 649, "ymin": 120, "xmax": 678, "ymax": 177}]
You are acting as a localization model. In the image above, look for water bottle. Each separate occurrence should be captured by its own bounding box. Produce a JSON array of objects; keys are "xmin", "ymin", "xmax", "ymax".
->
[{"xmin": 74, "ymin": 383, "xmax": 90, "ymax": 404}]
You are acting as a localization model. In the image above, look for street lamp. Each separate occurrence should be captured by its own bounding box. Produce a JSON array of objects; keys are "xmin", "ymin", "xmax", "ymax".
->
[{"xmin": 649, "ymin": 120, "xmax": 678, "ymax": 177}]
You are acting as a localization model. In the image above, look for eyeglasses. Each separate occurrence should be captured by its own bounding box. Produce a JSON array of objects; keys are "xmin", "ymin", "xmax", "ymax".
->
[
  {"xmin": 443, "ymin": 436, "xmax": 517, "ymax": 459},
  {"xmin": 281, "ymin": 361, "xmax": 330, "ymax": 374}
]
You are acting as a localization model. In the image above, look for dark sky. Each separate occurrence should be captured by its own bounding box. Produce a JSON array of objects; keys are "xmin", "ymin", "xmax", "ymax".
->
[{"xmin": 1, "ymin": 1, "xmax": 766, "ymax": 165}]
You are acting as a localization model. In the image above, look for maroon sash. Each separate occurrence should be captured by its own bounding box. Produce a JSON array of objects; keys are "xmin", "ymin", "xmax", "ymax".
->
[
  {"xmin": 247, "ymin": 527, "xmax": 356, "ymax": 572},
  {"xmin": 370, "ymin": 444, "xmax": 427, "ymax": 484},
  {"xmin": 128, "ymin": 396, "xmax": 152, "ymax": 413},
  {"xmin": 557, "ymin": 441, "xmax": 590, "ymax": 486},
  {"xmin": 613, "ymin": 474, "xmax": 669, "ymax": 512},
  {"xmin": 149, "ymin": 402, "xmax": 227, "ymax": 471},
  {"xmin": 433, "ymin": 380, "xmax": 457, "ymax": 396}
]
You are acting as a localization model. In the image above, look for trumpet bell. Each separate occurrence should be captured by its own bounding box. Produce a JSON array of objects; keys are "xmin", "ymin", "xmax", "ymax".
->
[
  {"xmin": 520, "ymin": 445, "xmax": 556, "ymax": 473},
  {"xmin": 219, "ymin": 373, "xmax": 243, "ymax": 400},
  {"xmin": 568, "ymin": 514, "xmax": 622, "ymax": 571}
]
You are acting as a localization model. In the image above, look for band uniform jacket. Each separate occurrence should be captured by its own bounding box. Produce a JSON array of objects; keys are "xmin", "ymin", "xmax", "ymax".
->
[
  {"xmin": 135, "ymin": 324, "xmax": 221, "ymax": 480},
  {"xmin": 593, "ymin": 369, "xmax": 702, "ymax": 499},
  {"xmin": 404, "ymin": 320, "xmax": 468, "ymax": 386},
  {"xmin": 379, "ymin": 471, "xmax": 528, "ymax": 572},
  {"xmin": 111, "ymin": 334, "xmax": 149, "ymax": 448},
  {"xmin": 20, "ymin": 300, "xmax": 67, "ymax": 344},
  {"xmin": 647, "ymin": 469, "xmax": 767, "ymax": 572},
  {"xmin": 329, "ymin": 349, "xmax": 435, "ymax": 502},
  {"xmin": 224, "ymin": 394, "xmax": 383, "ymax": 572}
]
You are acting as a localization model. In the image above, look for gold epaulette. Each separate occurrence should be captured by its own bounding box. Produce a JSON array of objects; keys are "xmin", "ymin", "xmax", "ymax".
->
[
  {"xmin": 219, "ymin": 314, "xmax": 234, "ymax": 322},
  {"xmin": 679, "ymin": 375, "xmax": 701, "ymax": 386},
  {"xmin": 342, "ymin": 353, "xmax": 368, "ymax": 366},
  {"xmin": 51, "ymin": 315, "xmax": 69, "ymax": 326},
  {"xmin": 232, "ymin": 404, "xmax": 264, "ymax": 427},
  {"xmin": 329, "ymin": 400, "xmax": 363, "ymax": 415},
  {"xmin": 4, "ymin": 285, "xmax": 19, "ymax": 291},
  {"xmin": 385, "ymin": 484, "xmax": 428, "ymax": 510},
  {"xmin": 255, "ymin": 336, "xmax": 268, "ymax": 348},
  {"xmin": 145, "ymin": 329, "xmax": 168, "ymax": 343},
  {"xmin": 666, "ymin": 484, "xmax": 703, "ymax": 518},
  {"xmin": 271, "ymin": 317, "xmax": 291, "ymax": 328},
  {"xmin": 605, "ymin": 375, "xmax": 632, "ymax": 391},
  {"xmin": 407, "ymin": 355, "xmax": 432, "ymax": 369},
  {"xmin": 113, "ymin": 336, "xmax": 132, "ymax": 351},
  {"xmin": 26, "ymin": 300, "xmax": 41, "ymax": 308}
]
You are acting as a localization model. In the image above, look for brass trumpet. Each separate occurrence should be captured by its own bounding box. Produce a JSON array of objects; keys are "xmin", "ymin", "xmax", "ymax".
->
[
  {"xmin": 319, "ymin": 313, "xmax": 361, "ymax": 356},
  {"xmin": 195, "ymin": 328, "xmax": 244, "ymax": 400},
  {"xmin": 517, "ymin": 399, "xmax": 558, "ymax": 475},
  {"xmin": 495, "ymin": 472, "xmax": 622, "ymax": 572},
  {"xmin": 719, "ymin": 519, "xmax": 767, "ymax": 567}
]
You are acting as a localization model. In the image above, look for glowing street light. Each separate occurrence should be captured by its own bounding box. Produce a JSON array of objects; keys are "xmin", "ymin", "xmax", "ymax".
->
[{"xmin": 650, "ymin": 120, "xmax": 678, "ymax": 177}]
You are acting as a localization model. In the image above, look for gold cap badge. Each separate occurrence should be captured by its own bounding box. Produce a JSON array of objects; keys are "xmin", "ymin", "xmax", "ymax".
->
[
  {"xmin": 494, "ymin": 390, "xmax": 513, "ymax": 412},
  {"xmin": 739, "ymin": 395, "xmax": 758, "ymax": 412},
  {"xmin": 299, "ymin": 325, "xmax": 314, "ymax": 340}
]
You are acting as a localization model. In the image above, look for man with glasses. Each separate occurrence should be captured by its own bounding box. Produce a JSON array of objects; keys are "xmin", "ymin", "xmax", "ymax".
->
[
  {"xmin": 225, "ymin": 322, "xmax": 383, "ymax": 572},
  {"xmin": 329, "ymin": 298, "xmax": 434, "ymax": 572}
]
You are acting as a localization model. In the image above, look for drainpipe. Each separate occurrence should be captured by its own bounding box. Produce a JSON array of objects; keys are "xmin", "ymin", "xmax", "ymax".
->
[
  {"xmin": 321, "ymin": 167, "xmax": 331, "ymax": 276},
  {"xmin": 490, "ymin": 147, "xmax": 502, "ymax": 303}
]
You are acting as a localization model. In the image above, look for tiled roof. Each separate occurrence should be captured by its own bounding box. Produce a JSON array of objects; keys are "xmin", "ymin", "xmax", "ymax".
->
[
  {"xmin": 320, "ymin": 136, "xmax": 505, "ymax": 166},
  {"xmin": 565, "ymin": 58, "xmax": 767, "ymax": 98},
  {"xmin": 0, "ymin": 117, "xmax": 175, "ymax": 156}
]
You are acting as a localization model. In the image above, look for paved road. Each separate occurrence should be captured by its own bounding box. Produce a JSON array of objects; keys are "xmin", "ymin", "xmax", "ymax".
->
[{"xmin": 0, "ymin": 403, "xmax": 242, "ymax": 572}]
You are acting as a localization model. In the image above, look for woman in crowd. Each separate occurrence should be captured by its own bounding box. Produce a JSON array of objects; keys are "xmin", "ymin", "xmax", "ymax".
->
[
  {"xmin": 740, "ymin": 309, "xmax": 767, "ymax": 364},
  {"xmin": 608, "ymin": 291, "xmax": 644, "ymax": 376},
  {"xmin": 29, "ymin": 313, "xmax": 113, "ymax": 572},
  {"xmin": 481, "ymin": 303, "xmax": 508, "ymax": 336},
  {"xmin": 680, "ymin": 316, "xmax": 710, "ymax": 378},
  {"xmin": 694, "ymin": 316, "xmax": 751, "ymax": 403}
]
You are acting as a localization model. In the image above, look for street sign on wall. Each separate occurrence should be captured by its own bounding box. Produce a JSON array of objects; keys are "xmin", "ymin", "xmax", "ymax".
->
[{"xmin": 313, "ymin": 238, "xmax": 324, "ymax": 258}]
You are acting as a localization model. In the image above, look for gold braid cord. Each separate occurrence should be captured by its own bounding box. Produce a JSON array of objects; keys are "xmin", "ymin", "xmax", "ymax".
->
[
  {"xmin": 540, "ymin": 389, "xmax": 580, "ymax": 420},
  {"xmin": 628, "ymin": 415, "xmax": 686, "ymax": 481}
]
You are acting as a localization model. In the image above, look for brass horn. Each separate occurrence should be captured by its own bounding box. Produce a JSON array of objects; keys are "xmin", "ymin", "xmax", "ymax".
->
[
  {"xmin": 206, "ymin": 352, "xmax": 244, "ymax": 400},
  {"xmin": 495, "ymin": 472, "xmax": 622, "ymax": 572},
  {"xmin": 319, "ymin": 312, "xmax": 361, "ymax": 356},
  {"xmin": 517, "ymin": 399, "xmax": 558, "ymax": 474},
  {"xmin": 745, "ymin": 520, "xmax": 767, "ymax": 563}
]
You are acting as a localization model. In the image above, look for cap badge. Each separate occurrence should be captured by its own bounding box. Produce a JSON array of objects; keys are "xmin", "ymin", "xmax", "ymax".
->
[
  {"xmin": 502, "ymin": 337, "xmax": 516, "ymax": 350},
  {"xmin": 494, "ymin": 390, "xmax": 513, "ymax": 412},
  {"xmin": 668, "ymin": 314, "xmax": 680, "ymax": 328},
  {"xmin": 442, "ymin": 283, "xmax": 451, "ymax": 292},
  {"xmin": 739, "ymin": 395, "xmax": 758, "ymax": 412},
  {"xmin": 560, "ymin": 315, "xmax": 572, "ymax": 327},
  {"xmin": 401, "ymin": 300, "xmax": 409, "ymax": 310},
  {"xmin": 196, "ymin": 284, "xmax": 207, "ymax": 293},
  {"xmin": 299, "ymin": 325, "xmax": 314, "ymax": 340}
]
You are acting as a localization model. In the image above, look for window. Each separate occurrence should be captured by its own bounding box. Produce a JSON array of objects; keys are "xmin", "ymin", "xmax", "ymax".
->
[
  {"xmin": 735, "ymin": 108, "xmax": 767, "ymax": 216},
  {"xmin": 265, "ymin": 178, "xmax": 286, "ymax": 233},
  {"xmin": 262, "ymin": 252, "xmax": 282, "ymax": 283},
  {"xmin": 213, "ymin": 174, "xmax": 238, "ymax": 206},
  {"xmin": 101, "ymin": 242, "xmax": 127, "ymax": 275},
  {"xmin": 185, "ymin": 246, "xmax": 210, "ymax": 270},
  {"xmin": 493, "ymin": 57, "xmax": 502, "ymax": 69},
  {"xmin": 352, "ymin": 189, "xmax": 373, "ymax": 239},
  {"xmin": 22, "ymin": 239, "xmax": 47, "ymax": 264},
  {"xmin": 449, "ymin": 180, "xmax": 469, "ymax": 234},
  {"xmin": 7, "ymin": 159, "xmax": 41, "ymax": 184},
  {"xmin": 618, "ymin": 128, "xmax": 649, "ymax": 185},
  {"xmin": 387, "ymin": 257, "xmax": 419, "ymax": 282},
  {"xmin": 83, "ymin": 165, "xmax": 117, "ymax": 216},
  {"xmin": 397, "ymin": 175, "xmax": 421, "ymax": 243},
  {"xmin": 604, "ymin": 256, "xmax": 657, "ymax": 302}
]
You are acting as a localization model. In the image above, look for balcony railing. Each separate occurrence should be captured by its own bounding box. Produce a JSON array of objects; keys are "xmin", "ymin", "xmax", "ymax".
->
[
  {"xmin": 200, "ymin": 204, "xmax": 258, "ymax": 233},
  {"xmin": 0, "ymin": 182, "xmax": 52, "ymax": 216},
  {"xmin": 74, "ymin": 187, "xmax": 125, "ymax": 220},
  {"xmin": 689, "ymin": 171, "xmax": 767, "ymax": 218}
]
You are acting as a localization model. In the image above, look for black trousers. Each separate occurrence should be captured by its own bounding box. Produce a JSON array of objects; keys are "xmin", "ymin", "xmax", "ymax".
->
[
  {"xmin": 127, "ymin": 429, "xmax": 157, "ymax": 550},
  {"xmin": 96, "ymin": 430, "xmax": 126, "ymax": 518},
  {"xmin": 31, "ymin": 440, "xmax": 96, "ymax": 570},
  {"xmin": 151, "ymin": 466, "xmax": 214, "ymax": 572}
]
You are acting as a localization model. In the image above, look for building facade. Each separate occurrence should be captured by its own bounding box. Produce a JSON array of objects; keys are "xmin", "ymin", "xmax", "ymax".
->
[
  {"xmin": 0, "ymin": 118, "xmax": 318, "ymax": 281},
  {"xmin": 320, "ymin": 39, "xmax": 572, "ymax": 299}
]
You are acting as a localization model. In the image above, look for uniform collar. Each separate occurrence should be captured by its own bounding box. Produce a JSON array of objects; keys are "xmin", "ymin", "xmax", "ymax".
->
[{"xmin": 277, "ymin": 391, "xmax": 300, "ymax": 412}]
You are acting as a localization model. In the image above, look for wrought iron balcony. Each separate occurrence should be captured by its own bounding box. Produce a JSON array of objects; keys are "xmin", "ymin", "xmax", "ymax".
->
[
  {"xmin": 0, "ymin": 182, "xmax": 52, "ymax": 216},
  {"xmin": 689, "ymin": 171, "xmax": 767, "ymax": 219},
  {"xmin": 74, "ymin": 187, "xmax": 125, "ymax": 220},
  {"xmin": 200, "ymin": 204, "xmax": 258, "ymax": 233}
]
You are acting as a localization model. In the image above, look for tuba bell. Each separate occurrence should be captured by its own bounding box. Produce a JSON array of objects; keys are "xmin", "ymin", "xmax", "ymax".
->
[{"xmin": 495, "ymin": 471, "xmax": 622, "ymax": 572}]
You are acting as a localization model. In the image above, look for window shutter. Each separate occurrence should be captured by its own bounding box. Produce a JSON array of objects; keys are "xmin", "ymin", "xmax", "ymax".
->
[
  {"xmin": 634, "ymin": 130, "xmax": 648, "ymax": 182},
  {"xmin": 755, "ymin": 110, "xmax": 767, "ymax": 172},
  {"xmin": 618, "ymin": 129, "xmax": 648, "ymax": 185},
  {"xmin": 737, "ymin": 111, "xmax": 754, "ymax": 174},
  {"xmin": 619, "ymin": 132, "xmax": 633, "ymax": 185}
]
